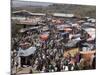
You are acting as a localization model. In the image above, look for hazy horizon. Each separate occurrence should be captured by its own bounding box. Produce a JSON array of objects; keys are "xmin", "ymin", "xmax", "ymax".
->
[{"xmin": 12, "ymin": 0, "xmax": 53, "ymax": 7}]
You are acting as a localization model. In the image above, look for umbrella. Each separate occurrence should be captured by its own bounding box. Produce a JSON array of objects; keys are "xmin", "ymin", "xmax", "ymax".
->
[{"xmin": 40, "ymin": 33, "xmax": 49, "ymax": 40}]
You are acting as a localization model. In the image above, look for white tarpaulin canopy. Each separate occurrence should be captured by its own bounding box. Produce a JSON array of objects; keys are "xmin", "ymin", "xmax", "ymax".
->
[
  {"xmin": 83, "ymin": 28, "xmax": 95, "ymax": 39},
  {"xmin": 18, "ymin": 46, "xmax": 36, "ymax": 56}
]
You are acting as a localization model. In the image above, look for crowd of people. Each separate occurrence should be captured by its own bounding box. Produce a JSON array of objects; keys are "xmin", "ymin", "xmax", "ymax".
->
[{"xmin": 11, "ymin": 15, "xmax": 96, "ymax": 74}]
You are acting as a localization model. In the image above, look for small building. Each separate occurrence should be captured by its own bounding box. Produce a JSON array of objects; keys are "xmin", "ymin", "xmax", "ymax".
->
[
  {"xmin": 12, "ymin": 10, "xmax": 46, "ymax": 18},
  {"xmin": 51, "ymin": 13, "xmax": 80, "ymax": 24},
  {"xmin": 52, "ymin": 13, "xmax": 75, "ymax": 18},
  {"xmin": 12, "ymin": 10, "xmax": 46, "ymax": 26}
]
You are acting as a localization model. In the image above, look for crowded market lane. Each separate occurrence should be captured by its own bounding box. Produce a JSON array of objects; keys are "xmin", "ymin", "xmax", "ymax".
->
[{"xmin": 11, "ymin": 10, "xmax": 96, "ymax": 74}]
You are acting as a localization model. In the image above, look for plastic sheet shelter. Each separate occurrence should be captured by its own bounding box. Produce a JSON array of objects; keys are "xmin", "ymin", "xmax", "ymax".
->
[
  {"xmin": 80, "ymin": 50, "xmax": 96, "ymax": 60},
  {"xmin": 18, "ymin": 46, "xmax": 36, "ymax": 56}
]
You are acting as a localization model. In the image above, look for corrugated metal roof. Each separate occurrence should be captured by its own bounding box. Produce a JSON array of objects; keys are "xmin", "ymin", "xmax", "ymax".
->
[
  {"xmin": 53, "ymin": 13, "xmax": 74, "ymax": 17},
  {"xmin": 12, "ymin": 10, "xmax": 46, "ymax": 16}
]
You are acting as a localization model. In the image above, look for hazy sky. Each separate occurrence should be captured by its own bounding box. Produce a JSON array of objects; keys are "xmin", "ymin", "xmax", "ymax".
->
[{"xmin": 12, "ymin": 0, "xmax": 52, "ymax": 7}]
